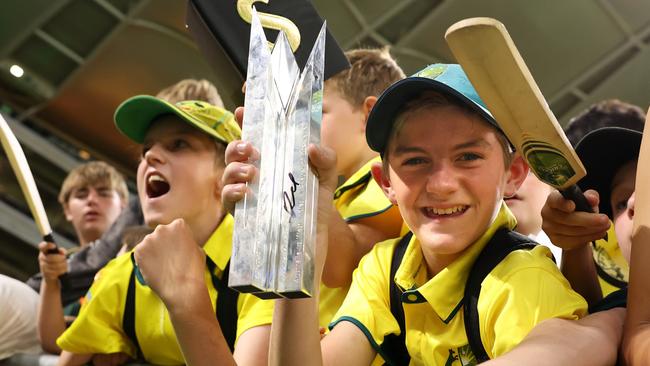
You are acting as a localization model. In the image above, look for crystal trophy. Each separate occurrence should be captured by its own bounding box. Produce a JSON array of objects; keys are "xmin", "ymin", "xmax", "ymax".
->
[{"xmin": 229, "ymin": 8, "xmax": 324, "ymax": 298}]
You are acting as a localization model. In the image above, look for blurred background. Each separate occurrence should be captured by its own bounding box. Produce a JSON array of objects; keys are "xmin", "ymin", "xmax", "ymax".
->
[{"xmin": 1, "ymin": 0, "xmax": 649, "ymax": 279}]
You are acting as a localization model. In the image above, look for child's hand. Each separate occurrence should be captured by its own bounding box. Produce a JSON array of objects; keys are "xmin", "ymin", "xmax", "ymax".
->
[
  {"xmin": 541, "ymin": 189, "xmax": 611, "ymax": 250},
  {"xmin": 38, "ymin": 241, "xmax": 67, "ymax": 284},
  {"xmin": 133, "ymin": 219, "xmax": 207, "ymax": 308},
  {"xmin": 221, "ymin": 140, "xmax": 260, "ymax": 214}
]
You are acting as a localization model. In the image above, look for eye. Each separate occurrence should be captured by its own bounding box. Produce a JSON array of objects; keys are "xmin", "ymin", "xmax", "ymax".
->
[
  {"xmin": 170, "ymin": 138, "xmax": 189, "ymax": 150},
  {"xmin": 458, "ymin": 152, "xmax": 482, "ymax": 162},
  {"xmin": 403, "ymin": 157, "xmax": 427, "ymax": 166},
  {"xmin": 97, "ymin": 188, "xmax": 113, "ymax": 198},
  {"xmin": 141, "ymin": 144, "xmax": 151, "ymax": 157},
  {"xmin": 73, "ymin": 189, "xmax": 89, "ymax": 199}
]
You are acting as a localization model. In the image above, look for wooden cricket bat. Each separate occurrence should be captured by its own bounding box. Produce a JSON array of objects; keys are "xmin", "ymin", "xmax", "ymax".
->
[
  {"xmin": 0, "ymin": 113, "xmax": 58, "ymax": 250},
  {"xmin": 445, "ymin": 17, "xmax": 592, "ymax": 212}
]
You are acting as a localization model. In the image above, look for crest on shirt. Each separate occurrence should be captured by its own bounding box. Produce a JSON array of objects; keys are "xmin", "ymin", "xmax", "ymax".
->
[{"xmin": 445, "ymin": 344, "xmax": 477, "ymax": 366}]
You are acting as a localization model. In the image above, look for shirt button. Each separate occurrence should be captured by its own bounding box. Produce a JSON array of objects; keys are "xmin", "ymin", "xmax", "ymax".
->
[{"xmin": 407, "ymin": 294, "xmax": 418, "ymax": 302}]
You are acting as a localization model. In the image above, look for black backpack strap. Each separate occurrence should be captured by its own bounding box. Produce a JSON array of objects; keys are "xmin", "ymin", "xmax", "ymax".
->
[
  {"xmin": 206, "ymin": 257, "xmax": 239, "ymax": 351},
  {"xmin": 381, "ymin": 232, "xmax": 413, "ymax": 366},
  {"xmin": 463, "ymin": 228, "xmax": 537, "ymax": 363},
  {"xmin": 124, "ymin": 254, "xmax": 144, "ymax": 361}
]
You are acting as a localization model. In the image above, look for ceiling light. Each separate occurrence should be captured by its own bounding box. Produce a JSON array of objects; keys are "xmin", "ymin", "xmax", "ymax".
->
[{"xmin": 9, "ymin": 64, "xmax": 24, "ymax": 78}]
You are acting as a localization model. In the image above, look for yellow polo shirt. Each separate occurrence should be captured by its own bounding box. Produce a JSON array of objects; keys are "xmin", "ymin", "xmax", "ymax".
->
[
  {"xmin": 331, "ymin": 203, "xmax": 587, "ymax": 365},
  {"xmin": 594, "ymin": 223, "xmax": 629, "ymax": 296},
  {"xmin": 319, "ymin": 157, "xmax": 398, "ymax": 329},
  {"xmin": 57, "ymin": 215, "xmax": 274, "ymax": 365}
]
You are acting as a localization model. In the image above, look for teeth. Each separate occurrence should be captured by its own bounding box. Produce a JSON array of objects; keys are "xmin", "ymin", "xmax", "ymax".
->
[
  {"xmin": 429, "ymin": 206, "xmax": 465, "ymax": 215},
  {"xmin": 148, "ymin": 174, "xmax": 167, "ymax": 184}
]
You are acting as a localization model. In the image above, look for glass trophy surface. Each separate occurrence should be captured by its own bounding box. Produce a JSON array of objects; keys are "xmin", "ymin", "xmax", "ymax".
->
[{"xmin": 229, "ymin": 8, "xmax": 324, "ymax": 299}]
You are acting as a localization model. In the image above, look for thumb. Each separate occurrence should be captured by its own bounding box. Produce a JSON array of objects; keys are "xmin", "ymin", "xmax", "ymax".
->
[{"xmin": 307, "ymin": 144, "xmax": 337, "ymax": 192}]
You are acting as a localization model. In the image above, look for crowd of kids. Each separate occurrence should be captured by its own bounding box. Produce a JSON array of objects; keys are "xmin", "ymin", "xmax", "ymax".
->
[{"xmin": 3, "ymin": 45, "xmax": 650, "ymax": 366}]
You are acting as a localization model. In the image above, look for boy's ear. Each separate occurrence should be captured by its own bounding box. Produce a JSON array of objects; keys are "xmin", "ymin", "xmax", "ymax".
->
[
  {"xmin": 371, "ymin": 161, "xmax": 397, "ymax": 205},
  {"xmin": 361, "ymin": 96, "xmax": 378, "ymax": 131},
  {"xmin": 504, "ymin": 154, "xmax": 529, "ymax": 198}
]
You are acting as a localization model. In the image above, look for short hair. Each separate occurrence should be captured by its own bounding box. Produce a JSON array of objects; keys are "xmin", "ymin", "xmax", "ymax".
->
[
  {"xmin": 383, "ymin": 91, "xmax": 513, "ymax": 170},
  {"xmin": 327, "ymin": 47, "xmax": 405, "ymax": 109},
  {"xmin": 58, "ymin": 161, "xmax": 128, "ymax": 205},
  {"xmin": 155, "ymin": 79, "xmax": 224, "ymax": 108},
  {"xmin": 564, "ymin": 99, "xmax": 645, "ymax": 146}
]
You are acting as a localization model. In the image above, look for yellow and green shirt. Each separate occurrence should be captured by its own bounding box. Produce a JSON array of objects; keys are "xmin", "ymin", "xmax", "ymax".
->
[
  {"xmin": 330, "ymin": 203, "xmax": 587, "ymax": 365},
  {"xmin": 57, "ymin": 215, "xmax": 274, "ymax": 365},
  {"xmin": 593, "ymin": 223, "xmax": 629, "ymax": 296},
  {"xmin": 319, "ymin": 157, "xmax": 399, "ymax": 329}
]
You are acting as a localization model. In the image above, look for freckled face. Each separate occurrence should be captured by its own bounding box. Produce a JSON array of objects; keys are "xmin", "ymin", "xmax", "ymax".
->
[{"xmin": 383, "ymin": 106, "xmax": 510, "ymax": 259}]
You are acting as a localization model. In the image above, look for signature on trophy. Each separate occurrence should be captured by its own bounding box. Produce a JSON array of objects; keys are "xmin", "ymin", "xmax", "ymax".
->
[{"xmin": 283, "ymin": 172, "xmax": 300, "ymax": 215}]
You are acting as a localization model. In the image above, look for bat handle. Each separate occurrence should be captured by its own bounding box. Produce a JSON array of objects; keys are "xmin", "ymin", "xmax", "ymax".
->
[
  {"xmin": 560, "ymin": 184, "xmax": 593, "ymax": 213},
  {"xmin": 43, "ymin": 233, "xmax": 59, "ymax": 254},
  {"xmin": 42, "ymin": 233, "xmax": 70, "ymax": 286},
  {"xmin": 560, "ymin": 184, "xmax": 608, "ymax": 241}
]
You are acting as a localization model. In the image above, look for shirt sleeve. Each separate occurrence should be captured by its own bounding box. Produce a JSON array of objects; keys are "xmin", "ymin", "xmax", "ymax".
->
[
  {"xmin": 235, "ymin": 293, "xmax": 274, "ymax": 340},
  {"xmin": 57, "ymin": 256, "xmax": 136, "ymax": 358},
  {"xmin": 480, "ymin": 246, "xmax": 588, "ymax": 358},
  {"xmin": 330, "ymin": 241, "xmax": 400, "ymax": 352}
]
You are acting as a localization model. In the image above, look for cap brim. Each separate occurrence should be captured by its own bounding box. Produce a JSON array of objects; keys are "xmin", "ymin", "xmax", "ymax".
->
[
  {"xmin": 114, "ymin": 95, "xmax": 229, "ymax": 144},
  {"xmin": 576, "ymin": 127, "xmax": 642, "ymax": 218},
  {"xmin": 366, "ymin": 77, "xmax": 499, "ymax": 154}
]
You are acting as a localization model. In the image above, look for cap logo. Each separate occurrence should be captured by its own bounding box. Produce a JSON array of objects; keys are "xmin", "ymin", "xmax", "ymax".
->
[{"xmin": 413, "ymin": 64, "xmax": 447, "ymax": 79}]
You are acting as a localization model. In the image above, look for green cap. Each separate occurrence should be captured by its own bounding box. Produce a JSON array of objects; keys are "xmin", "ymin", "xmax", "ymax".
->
[{"xmin": 114, "ymin": 95, "xmax": 241, "ymax": 144}]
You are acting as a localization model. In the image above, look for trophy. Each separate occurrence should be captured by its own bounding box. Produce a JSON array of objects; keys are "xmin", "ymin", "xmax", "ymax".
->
[{"xmin": 228, "ymin": 8, "xmax": 325, "ymax": 298}]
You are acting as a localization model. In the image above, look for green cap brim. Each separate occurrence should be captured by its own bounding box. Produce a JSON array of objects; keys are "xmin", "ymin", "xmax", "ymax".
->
[{"xmin": 114, "ymin": 95, "xmax": 230, "ymax": 144}]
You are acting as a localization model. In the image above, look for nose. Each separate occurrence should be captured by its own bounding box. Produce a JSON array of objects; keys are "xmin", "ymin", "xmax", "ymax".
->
[
  {"xmin": 425, "ymin": 162, "xmax": 458, "ymax": 197},
  {"xmin": 85, "ymin": 188, "xmax": 99, "ymax": 205},
  {"xmin": 144, "ymin": 143, "xmax": 165, "ymax": 166},
  {"xmin": 627, "ymin": 192, "xmax": 636, "ymax": 220}
]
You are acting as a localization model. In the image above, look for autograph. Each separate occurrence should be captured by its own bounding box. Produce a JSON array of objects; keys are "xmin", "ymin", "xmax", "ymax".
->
[{"xmin": 283, "ymin": 172, "xmax": 300, "ymax": 214}]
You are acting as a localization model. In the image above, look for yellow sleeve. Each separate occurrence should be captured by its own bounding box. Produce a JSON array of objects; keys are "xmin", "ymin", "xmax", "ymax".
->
[
  {"xmin": 329, "ymin": 240, "xmax": 400, "ymax": 352},
  {"xmin": 480, "ymin": 246, "xmax": 588, "ymax": 358},
  {"xmin": 235, "ymin": 293, "xmax": 274, "ymax": 340},
  {"xmin": 56, "ymin": 256, "xmax": 136, "ymax": 357}
]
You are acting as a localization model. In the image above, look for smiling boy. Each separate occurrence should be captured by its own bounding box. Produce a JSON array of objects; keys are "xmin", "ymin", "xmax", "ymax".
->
[
  {"xmin": 55, "ymin": 97, "xmax": 273, "ymax": 366},
  {"xmin": 224, "ymin": 63, "xmax": 587, "ymax": 365}
]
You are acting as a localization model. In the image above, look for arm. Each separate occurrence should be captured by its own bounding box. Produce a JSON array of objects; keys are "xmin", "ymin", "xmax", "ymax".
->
[
  {"xmin": 485, "ymin": 308, "xmax": 624, "ymax": 366},
  {"xmin": 623, "ymin": 219, "xmax": 650, "ymax": 365},
  {"xmin": 541, "ymin": 189, "xmax": 610, "ymax": 306},
  {"xmin": 57, "ymin": 351, "xmax": 92, "ymax": 366},
  {"xmin": 133, "ymin": 219, "xmax": 236, "ymax": 366},
  {"xmin": 268, "ymin": 144, "xmax": 376, "ymax": 366},
  {"xmin": 323, "ymin": 206, "xmax": 402, "ymax": 287},
  {"xmin": 37, "ymin": 241, "xmax": 68, "ymax": 354}
]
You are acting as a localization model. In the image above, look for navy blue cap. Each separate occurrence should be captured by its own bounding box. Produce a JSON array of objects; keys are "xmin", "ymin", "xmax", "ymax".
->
[
  {"xmin": 575, "ymin": 127, "xmax": 642, "ymax": 219},
  {"xmin": 366, "ymin": 63, "xmax": 503, "ymax": 154}
]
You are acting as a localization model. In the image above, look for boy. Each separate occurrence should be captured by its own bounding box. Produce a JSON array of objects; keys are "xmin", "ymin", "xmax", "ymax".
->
[
  {"xmin": 560, "ymin": 99, "xmax": 645, "ymax": 298},
  {"xmin": 55, "ymin": 97, "xmax": 273, "ymax": 366},
  {"xmin": 37, "ymin": 161, "xmax": 128, "ymax": 353},
  {"xmin": 489, "ymin": 125, "xmax": 643, "ymax": 366},
  {"xmin": 225, "ymin": 64, "xmax": 587, "ymax": 365},
  {"xmin": 319, "ymin": 47, "xmax": 405, "ymax": 327},
  {"xmin": 505, "ymin": 172, "xmax": 560, "ymax": 261}
]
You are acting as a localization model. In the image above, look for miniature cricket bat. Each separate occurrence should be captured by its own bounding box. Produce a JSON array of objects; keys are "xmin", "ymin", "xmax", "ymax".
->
[
  {"xmin": 0, "ymin": 113, "xmax": 58, "ymax": 248},
  {"xmin": 445, "ymin": 17, "xmax": 592, "ymax": 212}
]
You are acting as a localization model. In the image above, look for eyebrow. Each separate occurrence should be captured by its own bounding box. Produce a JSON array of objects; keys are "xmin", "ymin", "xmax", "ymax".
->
[{"xmin": 392, "ymin": 138, "xmax": 491, "ymax": 155}]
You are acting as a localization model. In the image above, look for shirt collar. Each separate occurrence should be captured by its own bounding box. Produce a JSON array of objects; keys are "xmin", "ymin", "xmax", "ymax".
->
[
  {"xmin": 203, "ymin": 214, "xmax": 234, "ymax": 272},
  {"xmin": 394, "ymin": 202, "xmax": 517, "ymax": 322},
  {"xmin": 334, "ymin": 156, "xmax": 381, "ymax": 199}
]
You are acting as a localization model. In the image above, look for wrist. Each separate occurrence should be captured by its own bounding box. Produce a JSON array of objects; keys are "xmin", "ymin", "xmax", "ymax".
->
[{"xmin": 161, "ymin": 276, "xmax": 208, "ymax": 313}]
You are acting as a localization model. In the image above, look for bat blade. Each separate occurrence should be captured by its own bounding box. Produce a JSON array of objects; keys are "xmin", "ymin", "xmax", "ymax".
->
[
  {"xmin": 445, "ymin": 18, "xmax": 585, "ymax": 191},
  {"xmin": 0, "ymin": 113, "xmax": 53, "ymax": 238}
]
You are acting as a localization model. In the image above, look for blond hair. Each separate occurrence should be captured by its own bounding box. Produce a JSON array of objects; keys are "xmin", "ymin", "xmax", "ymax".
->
[
  {"xmin": 328, "ymin": 47, "xmax": 405, "ymax": 109},
  {"xmin": 156, "ymin": 79, "xmax": 224, "ymax": 108},
  {"xmin": 58, "ymin": 161, "xmax": 128, "ymax": 205}
]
